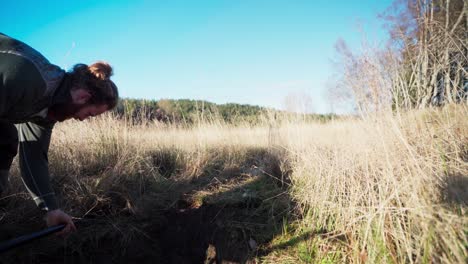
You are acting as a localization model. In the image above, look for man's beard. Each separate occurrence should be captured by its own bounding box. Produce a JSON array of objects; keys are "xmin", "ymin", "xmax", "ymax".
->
[{"xmin": 47, "ymin": 102, "xmax": 85, "ymax": 122}]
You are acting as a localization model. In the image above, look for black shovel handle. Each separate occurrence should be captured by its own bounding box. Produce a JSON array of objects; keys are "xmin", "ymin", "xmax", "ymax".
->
[{"xmin": 0, "ymin": 224, "xmax": 66, "ymax": 253}]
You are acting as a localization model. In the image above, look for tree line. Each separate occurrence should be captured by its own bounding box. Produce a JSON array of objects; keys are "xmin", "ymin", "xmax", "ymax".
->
[{"xmin": 113, "ymin": 98, "xmax": 335, "ymax": 125}]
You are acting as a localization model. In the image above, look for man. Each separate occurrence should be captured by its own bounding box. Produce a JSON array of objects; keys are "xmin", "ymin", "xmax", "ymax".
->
[{"xmin": 0, "ymin": 33, "xmax": 119, "ymax": 236}]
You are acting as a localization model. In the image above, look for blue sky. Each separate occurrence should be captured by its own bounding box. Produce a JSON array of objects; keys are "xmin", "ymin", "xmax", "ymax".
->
[{"xmin": 2, "ymin": 0, "xmax": 392, "ymax": 113}]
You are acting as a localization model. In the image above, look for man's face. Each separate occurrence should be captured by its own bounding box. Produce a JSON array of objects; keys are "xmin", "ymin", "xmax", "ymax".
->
[
  {"xmin": 72, "ymin": 104, "xmax": 108, "ymax": 121},
  {"xmin": 48, "ymin": 103, "xmax": 108, "ymax": 122},
  {"xmin": 47, "ymin": 88, "xmax": 109, "ymax": 122}
]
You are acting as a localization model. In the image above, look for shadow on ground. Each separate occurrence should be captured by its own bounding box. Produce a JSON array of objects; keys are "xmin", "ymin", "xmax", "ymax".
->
[
  {"xmin": 0, "ymin": 147, "xmax": 294, "ymax": 264},
  {"xmin": 441, "ymin": 173, "xmax": 468, "ymax": 207}
]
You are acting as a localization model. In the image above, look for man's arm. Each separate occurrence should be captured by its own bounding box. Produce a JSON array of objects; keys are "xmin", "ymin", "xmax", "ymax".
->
[
  {"xmin": 16, "ymin": 120, "xmax": 58, "ymax": 211},
  {"xmin": 17, "ymin": 120, "xmax": 77, "ymax": 236}
]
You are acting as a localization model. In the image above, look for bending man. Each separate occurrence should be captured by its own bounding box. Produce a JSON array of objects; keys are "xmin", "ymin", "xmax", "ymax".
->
[{"xmin": 0, "ymin": 33, "xmax": 119, "ymax": 236}]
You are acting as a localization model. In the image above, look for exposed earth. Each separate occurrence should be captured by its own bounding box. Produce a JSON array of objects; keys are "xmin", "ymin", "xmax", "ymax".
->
[{"xmin": 0, "ymin": 150, "xmax": 292, "ymax": 264}]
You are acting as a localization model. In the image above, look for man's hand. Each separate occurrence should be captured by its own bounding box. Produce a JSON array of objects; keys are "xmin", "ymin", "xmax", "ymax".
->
[{"xmin": 45, "ymin": 209, "xmax": 77, "ymax": 237}]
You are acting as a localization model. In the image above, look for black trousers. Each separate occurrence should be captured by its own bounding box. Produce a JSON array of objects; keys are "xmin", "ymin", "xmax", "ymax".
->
[{"xmin": 0, "ymin": 122, "xmax": 18, "ymax": 170}]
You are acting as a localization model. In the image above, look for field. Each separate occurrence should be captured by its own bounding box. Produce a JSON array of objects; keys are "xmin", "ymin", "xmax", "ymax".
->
[{"xmin": 0, "ymin": 105, "xmax": 466, "ymax": 263}]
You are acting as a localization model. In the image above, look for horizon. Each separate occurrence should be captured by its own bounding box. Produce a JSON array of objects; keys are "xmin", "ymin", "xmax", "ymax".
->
[{"xmin": 2, "ymin": 0, "xmax": 392, "ymax": 114}]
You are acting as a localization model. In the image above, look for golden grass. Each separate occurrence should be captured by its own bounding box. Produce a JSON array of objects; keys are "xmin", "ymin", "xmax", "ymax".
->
[
  {"xmin": 267, "ymin": 105, "xmax": 467, "ymax": 263},
  {"xmin": 23, "ymin": 104, "xmax": 468, "ymax": 263}
]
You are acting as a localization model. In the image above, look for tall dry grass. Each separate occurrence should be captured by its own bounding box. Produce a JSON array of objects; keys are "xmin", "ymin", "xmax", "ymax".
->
[
  {"xmin": 267, "ymin": 104, "xmax": 467, "ymax": 263},
  {"xmin": 18, "ymin": 104, "xmax": 466, "ymax": 263}
]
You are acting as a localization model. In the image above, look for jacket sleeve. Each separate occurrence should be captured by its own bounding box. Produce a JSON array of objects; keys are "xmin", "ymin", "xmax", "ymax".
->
[{"xmin": 16, "ymin": 119, "xmax": 58, "ymax": 211}]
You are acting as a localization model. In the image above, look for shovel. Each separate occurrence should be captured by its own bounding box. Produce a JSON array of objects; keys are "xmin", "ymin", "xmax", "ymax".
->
[{"xmin": 0, "ymin": 224, "xmax": 66, "ymax": 253}]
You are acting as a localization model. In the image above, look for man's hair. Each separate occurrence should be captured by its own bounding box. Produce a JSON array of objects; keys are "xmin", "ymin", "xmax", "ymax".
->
[{"xmin": 68, "ymin": 61, "xmax": 119, "ymax": 109}]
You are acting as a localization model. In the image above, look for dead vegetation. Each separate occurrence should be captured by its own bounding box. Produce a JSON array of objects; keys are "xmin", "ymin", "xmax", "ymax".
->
[{"xmin": 0, "ymin": 103, "xmax": 466, "ymax": 263}]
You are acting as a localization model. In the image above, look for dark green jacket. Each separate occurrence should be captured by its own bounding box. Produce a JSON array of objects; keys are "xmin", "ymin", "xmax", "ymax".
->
[{"xmin": 0, "ymin": 33, "xmax": 73, "ymax": 211}]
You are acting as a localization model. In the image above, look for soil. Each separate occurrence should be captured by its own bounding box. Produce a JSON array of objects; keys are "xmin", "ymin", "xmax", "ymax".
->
[
  {"xmin": 0, "ymin": 151, "xmax": 290, "ymax": 264},
  {"xmin": 1, "ymin": 184, "xmax": 288, "ymax": 264}
]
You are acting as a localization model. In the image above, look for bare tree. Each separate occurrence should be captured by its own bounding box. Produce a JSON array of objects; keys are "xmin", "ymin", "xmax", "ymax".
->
[
  {"xmin": 283, "ymin": 91, "xmax": 314, "ymax": 114},
  {"xmin": 383, "ymin": 0, "xmax": 467, "ymax": 109},
  {"xmin": 329, "ymin": 0, "xmax": 467, "ymax": 114}
]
